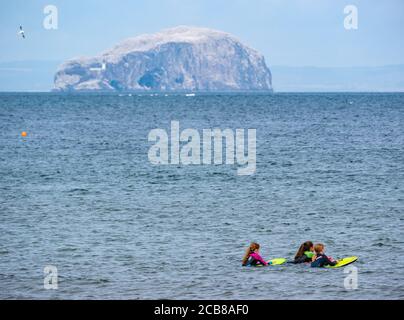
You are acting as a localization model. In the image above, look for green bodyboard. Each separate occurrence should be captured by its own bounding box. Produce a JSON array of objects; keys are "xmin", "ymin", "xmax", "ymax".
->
[
  {"xmin": 268, "ymin": 258, "xmax": 287, "ymax": 265},
  {"xmin": 249, "ymin": 258, "xmax": 287, "ymax": 267}
]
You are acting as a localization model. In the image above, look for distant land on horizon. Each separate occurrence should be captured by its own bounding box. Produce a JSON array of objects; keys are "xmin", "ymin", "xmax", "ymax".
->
[
  {"xmin": 1, "ymin": 60, "xmax": 403, "ymax": 92},
  {"xmin": 53, "ymin": 26, "xmax": 273, "ymax": 93},
  {"xmin": 271, "ymin": 65, "xmax": 404, "ymax": 92}
]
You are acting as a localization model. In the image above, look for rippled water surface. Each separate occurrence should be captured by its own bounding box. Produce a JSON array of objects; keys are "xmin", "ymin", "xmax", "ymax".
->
[{"xmin": 0, "ymin": 93, "xmax": 403, "ymax": 299}]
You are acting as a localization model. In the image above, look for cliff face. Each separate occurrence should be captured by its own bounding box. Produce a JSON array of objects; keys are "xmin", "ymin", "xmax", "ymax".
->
[{"xmin": 54, "ymin": 26, "xmax": 272, "ymax": 92}]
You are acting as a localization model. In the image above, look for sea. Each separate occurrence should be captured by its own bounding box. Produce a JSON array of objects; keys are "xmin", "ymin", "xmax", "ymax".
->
[{"xmin": 0, "ymin": 92, "xmax": 403, "ymax": 299}]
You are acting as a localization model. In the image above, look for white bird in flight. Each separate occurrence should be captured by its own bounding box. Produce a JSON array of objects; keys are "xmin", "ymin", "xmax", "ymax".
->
[{"xmin": 18, "ymin": 26, "xmax": 25, "ymax": 39}]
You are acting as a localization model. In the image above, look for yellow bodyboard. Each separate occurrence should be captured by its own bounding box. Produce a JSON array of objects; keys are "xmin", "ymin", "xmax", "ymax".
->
[
  {"xmin": 249, "ymin": 258, "xmax": 287, "ymax": 267},
  {"xmin": 268, "ymin": 258, "xmax": 287, "ymax": 265},
  {"xmin": 325, "ymin": 256, "xmax": 358, "ymax": 269}
]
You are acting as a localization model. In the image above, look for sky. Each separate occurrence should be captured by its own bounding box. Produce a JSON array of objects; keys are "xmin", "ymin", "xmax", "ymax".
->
[{"xmin": 0, "ymin": 0, "xmax": 404, "ymax": 68}]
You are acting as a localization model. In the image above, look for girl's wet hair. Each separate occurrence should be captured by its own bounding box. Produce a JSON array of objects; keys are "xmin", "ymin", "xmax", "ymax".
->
[
  {"xmin": 294, "ymin": 241, "xmax": 314, "ymax": 260},
  {"xmin": 314, "ymin": 243, "xmax": 324, "ymax": 254},
  {"xmin": 242, "ymin": 242, "xmax": 260, "ymax": 266}
]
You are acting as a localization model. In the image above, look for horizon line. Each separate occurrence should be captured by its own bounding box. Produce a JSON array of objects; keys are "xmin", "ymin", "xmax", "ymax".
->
[
  {"xmin": 1, "ymin": 60, "xmax": 404, "ymax": 70},
  {"xmin": 1, "ymin": 90, "xmax": 403, "ymax": 94}
]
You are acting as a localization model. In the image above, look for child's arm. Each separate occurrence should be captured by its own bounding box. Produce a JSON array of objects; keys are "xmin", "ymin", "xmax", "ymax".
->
[
  {"xmin": 324, "ymin": 255, "xmax": 337, "ymax": 266},
  {"xmin": 250, "ymin": 252, "xmax": 268, "ymax": 266}
]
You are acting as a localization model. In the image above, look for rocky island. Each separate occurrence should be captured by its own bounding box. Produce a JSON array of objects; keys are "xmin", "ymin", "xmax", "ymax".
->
[{"xmin": 54, "ymin": 26, "xmax": 272, "ymax": 92}]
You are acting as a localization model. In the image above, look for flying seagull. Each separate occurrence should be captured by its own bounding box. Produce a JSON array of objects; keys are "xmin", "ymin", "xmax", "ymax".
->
[{"xmin": 18, "ymin": 26, "xmax": 25, "ymax": 39}]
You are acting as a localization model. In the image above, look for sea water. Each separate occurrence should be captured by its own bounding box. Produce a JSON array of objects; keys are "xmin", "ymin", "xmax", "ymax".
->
[{"xmin": 0, "ymin": 93, "xmax": 403, "ymax": 299}]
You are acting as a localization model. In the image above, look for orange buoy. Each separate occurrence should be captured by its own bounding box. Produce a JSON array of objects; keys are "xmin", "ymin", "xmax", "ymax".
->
[{"xmin": 21, "ymin": 131, "xmax": 27, "ymax": 137}]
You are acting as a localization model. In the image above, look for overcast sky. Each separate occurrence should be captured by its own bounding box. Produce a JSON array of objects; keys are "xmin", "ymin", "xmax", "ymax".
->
[{"xmin": 0, "ymin": 0, "xmax": 403, "ymax": 67}]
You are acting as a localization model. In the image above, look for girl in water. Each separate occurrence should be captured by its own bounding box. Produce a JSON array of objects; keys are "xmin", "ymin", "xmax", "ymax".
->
[
  {"xmin": 242, "ymin": 242, "xmax": 269, "ymax": 266},
  {"xmin": 293, "ymin": 241, "xmax": 314, "ymax": 264},
  {"xmin": 311, "ymin": 243, "xmax": 337, "ymax": 267}
]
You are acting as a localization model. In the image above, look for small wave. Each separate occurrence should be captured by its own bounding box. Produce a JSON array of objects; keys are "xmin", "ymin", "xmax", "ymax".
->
[{"xmin": 66, "ymin": 188, "xmax": 89, "ymax": 193}]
